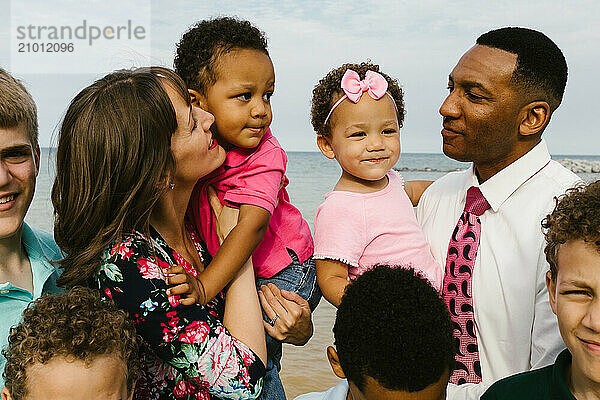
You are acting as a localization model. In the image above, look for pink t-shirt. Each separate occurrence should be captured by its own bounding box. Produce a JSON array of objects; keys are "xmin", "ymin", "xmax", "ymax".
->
[
  {"xmin": 313, "ymin": 170, "xmax": 442, "ymax": 290},
  {"xmin": 188, "ymin": 129, "xmax": 314, "ymax": 278}
]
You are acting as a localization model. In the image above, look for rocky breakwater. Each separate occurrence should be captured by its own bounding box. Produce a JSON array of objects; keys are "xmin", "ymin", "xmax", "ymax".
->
[{"xmin": 556, "ymin": 159, "xmax": 600, "ymax": 173}]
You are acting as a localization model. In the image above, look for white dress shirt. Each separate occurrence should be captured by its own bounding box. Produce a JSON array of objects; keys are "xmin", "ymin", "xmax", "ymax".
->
[
  {"xmin": 294, "ymin": 380, "xmax": 349, "ymax": 400},
  {"xmin": 416, "ymin": 140, "xmax": 581, "ymax": 400}
]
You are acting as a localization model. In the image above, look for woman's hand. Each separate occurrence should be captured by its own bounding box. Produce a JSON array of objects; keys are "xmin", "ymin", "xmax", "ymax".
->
[
  {"xmin": 207, "ymin": 186, "xmax": 239, "ymax": 243},
  {"xmin": 258, "ymin": 283, "xmax": 313, "ymax": 346},
  {"xmin": 164, "ymin": 265, "xmax": 205, "ymax": 306}
]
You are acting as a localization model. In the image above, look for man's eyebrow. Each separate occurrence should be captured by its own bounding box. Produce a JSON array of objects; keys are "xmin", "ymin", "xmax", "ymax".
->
[
  {"xmin": 0, "ymin": 145, "xmax": 32, "ymax": 156},
  {"xmin": 449, "ymin": 75, "xmax": 493, "ymax": 96},
  {"xmin": 461, "ymin": 81, "xmax": 493, "ymax": 95}
]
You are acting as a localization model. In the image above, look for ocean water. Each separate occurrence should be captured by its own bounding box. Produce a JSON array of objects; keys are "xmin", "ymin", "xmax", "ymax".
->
[{"xmin": 26, "ymin": 150, "xmax": 600, "ymax": 398}]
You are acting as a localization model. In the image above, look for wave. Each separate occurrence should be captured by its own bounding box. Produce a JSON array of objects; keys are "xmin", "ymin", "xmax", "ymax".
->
[{"xmin": 555, "ymin": 159, "xmax": 600, "ymax": 173}]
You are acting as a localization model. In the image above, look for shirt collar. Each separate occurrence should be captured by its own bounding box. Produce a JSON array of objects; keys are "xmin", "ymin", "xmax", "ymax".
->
[
  {"xmin": 323, "ymin": 379, "xmax": 349, "ymax": 400},
  {"xmin": 21, "ymin": 223, "xmax": 58, "ymax": 298},
  {"xmin": 552, "ymin": 349, "xmax": 577, "ymax": 399},
  {"xmin": 223, "ymin": 128, "xmax": 273, "ymax": 168},
  {"xmin": 465, "ymin": 139, "xmax": 551, "ymax": 212}
]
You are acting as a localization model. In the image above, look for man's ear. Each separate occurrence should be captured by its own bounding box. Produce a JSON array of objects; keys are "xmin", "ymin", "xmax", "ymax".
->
[
  {"xmin": 546, "ymin": 270, "xmax": 558, "ymax": 316},
  {"xmin": 317, "ymin": 135, "xmax": 336, "ymax": 160},
  {"xmin": 519, "ymin": 101, "xmax": 550, "ymax": 137},
  {"xmin": 1, "ymin": 387, "xmax": 14, "ymax": 400},
  {"xmin": 327, "ymin": 346, "xmax": 346, "ymax": 379},
  {"xmin": 188, "ymin": 89, "xmax": 204, "ymax": 108}
]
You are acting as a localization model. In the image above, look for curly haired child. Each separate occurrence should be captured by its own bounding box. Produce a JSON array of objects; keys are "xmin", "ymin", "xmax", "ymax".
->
[
  {"xmin": 175, "ymin": 17, "xmax": 321, "ymax": 399},
  {"xmin": 295, "ymin": 265, "xmax": 454, "ymax": 400},
  {"xmin": 1, "ymin": 287, "xmax": 139, "ymax": 400},
  {"xmin": 311, "ymin": 62, "xmax": 442, "ymax": 306}
]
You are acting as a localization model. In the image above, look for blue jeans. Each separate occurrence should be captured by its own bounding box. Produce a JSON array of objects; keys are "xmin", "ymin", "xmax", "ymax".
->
[{"xmin": 255, "ymin": 250, "xmax": 321, "ymax": 400}]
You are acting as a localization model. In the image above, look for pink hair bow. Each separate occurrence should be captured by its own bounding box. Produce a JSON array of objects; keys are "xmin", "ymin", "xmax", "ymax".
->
[
  {"xmin": 341, "ymin": 69, "xmax": 389, "ymax": 103},
  {"xmin": 323, "ymin": 69, "xmax": 394, "ymax": 126}
]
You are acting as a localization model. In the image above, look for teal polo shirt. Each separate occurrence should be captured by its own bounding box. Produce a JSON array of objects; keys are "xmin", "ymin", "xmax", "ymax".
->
[
  {"xmin": 481, "ymin": 349, "xmax": 575, "ymax": 400},
  {"xmin": 0, "ymin": 223, "xmax": 62, "ymax": 386}
]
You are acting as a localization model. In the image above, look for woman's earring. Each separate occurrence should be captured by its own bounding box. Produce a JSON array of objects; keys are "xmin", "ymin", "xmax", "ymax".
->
[{"xmin": 169, "ymin": 182, "xmax": 175, "ymax": 190}]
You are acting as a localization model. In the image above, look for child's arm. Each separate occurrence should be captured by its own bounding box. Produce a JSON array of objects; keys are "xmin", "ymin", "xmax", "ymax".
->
[
  {"xmin": 316, "ymin": 259, "xmax": 350, "ymax": 307},
  {"xmin": 197, "ymin": 203, "xmax": 270, "ymax": 305},
  {"xmin": 404, "ymin": 180, "xmax": 434, "ymax": 206}
]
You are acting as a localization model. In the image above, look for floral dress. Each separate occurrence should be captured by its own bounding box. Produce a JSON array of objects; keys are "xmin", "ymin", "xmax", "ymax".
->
[{"xmin": 94, "ymin": 226, "xmax": 265, "ymax": 399}]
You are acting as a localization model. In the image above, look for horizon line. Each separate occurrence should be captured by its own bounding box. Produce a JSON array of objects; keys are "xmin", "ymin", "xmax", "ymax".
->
[{"xmin": 37, "ymin": 147, "xmax": 600, "ymax": 158}]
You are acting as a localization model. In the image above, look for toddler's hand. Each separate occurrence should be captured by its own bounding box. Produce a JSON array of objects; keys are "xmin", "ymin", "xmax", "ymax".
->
[{"xmin": 164, "ymin": 265, "xmax": 206, "ymax": 306}]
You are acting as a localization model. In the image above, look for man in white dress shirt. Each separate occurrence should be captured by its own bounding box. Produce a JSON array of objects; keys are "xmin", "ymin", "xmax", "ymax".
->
[{"xmin": 416, "ymin": 27, "xmax": 581, "ymax": 399}]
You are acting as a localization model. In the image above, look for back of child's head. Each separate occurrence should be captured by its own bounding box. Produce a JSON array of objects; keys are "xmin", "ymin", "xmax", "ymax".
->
[
  {"xmin": 543, "ymin": 180, "xmax": 600, "ymax": 280},
  {"xmin": 174, "ymin": 17, "xmax": 269, "ymax": 95},
  {"xmin": 311, "ymin": 62, "xmax": 405, "ymax": 137},
  {"xmin": 2, "ymin": 287, "xmax": 139, "ymax": 400},
  {"xmin": 334, "ymin": 265, "xmax": 454, "ymax": 393}
]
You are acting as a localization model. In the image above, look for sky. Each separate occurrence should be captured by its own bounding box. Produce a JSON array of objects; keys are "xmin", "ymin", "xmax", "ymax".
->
[{"xmin": 1, "ymin": 0, "xmax": 599, "ymax": 154}]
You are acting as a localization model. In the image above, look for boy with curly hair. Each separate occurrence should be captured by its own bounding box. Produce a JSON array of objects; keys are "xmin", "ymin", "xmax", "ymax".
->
[
  {"xmin": 483, "ymin": 180, "xmax": 600, "ymax": 399},
  {"xmin": 1, "ymin": 287, "xmax": 139, "ymax": 400},
  {"xmin": 296, "ymin": 265, "xmax": 454, "ymax": 400}
]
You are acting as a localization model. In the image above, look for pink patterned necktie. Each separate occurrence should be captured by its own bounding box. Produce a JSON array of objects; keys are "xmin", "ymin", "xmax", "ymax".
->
[{"xmin": 443, "ymin": 186, "xmax": 490, "ymax": 384}]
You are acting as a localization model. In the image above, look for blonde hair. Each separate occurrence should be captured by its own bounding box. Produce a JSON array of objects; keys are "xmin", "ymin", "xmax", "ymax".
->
[{"xmin": 0, "ymin": 68, "xmax": 38, "ymax": 146}]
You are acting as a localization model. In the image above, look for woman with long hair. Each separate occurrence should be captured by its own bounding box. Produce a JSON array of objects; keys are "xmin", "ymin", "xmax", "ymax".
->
[{"xmin": 52, "ymin": 67, "xmax": 267, "ymax": 399}]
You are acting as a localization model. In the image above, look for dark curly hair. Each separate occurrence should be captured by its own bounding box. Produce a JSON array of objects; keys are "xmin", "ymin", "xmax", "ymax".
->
[
  {"xmin": 543, "ymin": 180, "xmax": 600, "ymax": 280},
  {"xmin": 174, "ymin": 17, "xmax": 269, "ymax": 95},
  {"xmin": 477, "ymin": 27, "xmax": 567, "ymax": 112},
  {"xmin": 311, "ymin": 62, "xmax": 405, "ymax": 137},
  {"xmin": 2, "ymin": 287, "xmax": 140, "ymax": 400},
  {"xmin": 333, "ymin": 265, "xmax": 454, "ymax": 392}
]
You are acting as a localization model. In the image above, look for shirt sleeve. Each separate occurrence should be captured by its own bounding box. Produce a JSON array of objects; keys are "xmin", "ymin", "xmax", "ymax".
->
[
  {"xmin": 445, "ymin": 382, "xmax": 489, "ymax": 399},
  {"xmin": 96, "ymin": 239, "xmax": 265, "ymax": 399},
  {"xmin": 222, "ymin": 147, "xmax": 286, "ymax": 214},
  {"xmin": 313, "ymin": 195, "xmax": 365, "ymax": 268},
  {"xmin": 415, "ymin": 181, "xmax": 432, "ymax": 226}
]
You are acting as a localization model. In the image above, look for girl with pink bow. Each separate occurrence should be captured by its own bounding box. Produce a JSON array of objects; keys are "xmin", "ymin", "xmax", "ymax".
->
[{"xmin": 311, "ymin": 62, "xmax": 443, "ymax": 307}]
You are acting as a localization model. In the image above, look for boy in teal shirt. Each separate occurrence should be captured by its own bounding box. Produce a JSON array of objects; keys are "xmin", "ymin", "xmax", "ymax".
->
[
  {"xmin": 0, "ymin": 68, "xmax": 62, "ymax": 386},
  {"xmin": 482, "ymin": 181, "xmax": 600, "ymax": 399}
]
